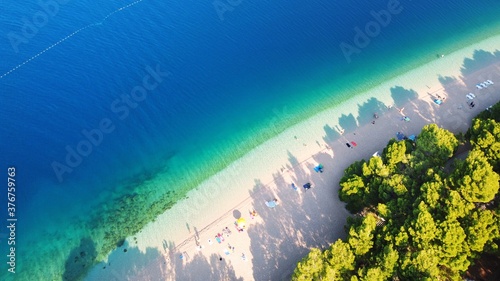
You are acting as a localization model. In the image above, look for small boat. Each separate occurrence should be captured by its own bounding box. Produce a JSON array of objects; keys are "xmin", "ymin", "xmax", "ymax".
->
[
  {"xmin": 486, "ymin": 79, "xmax": 494, "ymax": 85},
  {"xmin": 480, "ymin": 82, "xmax": 488, "ymax": 88},
  {"xmin": 476, "ymin": 84, "xmax": 483, "ymax": 89},
  {"xmin": 466, "ymin": 94, "xmax": 474, "ymax": 100}
]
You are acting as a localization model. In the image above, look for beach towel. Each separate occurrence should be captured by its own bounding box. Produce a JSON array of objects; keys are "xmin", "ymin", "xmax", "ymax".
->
[
  {"xmin": 313, "ymin": 164, "xmax": 323, "ymax": 172},
  {"xmin": 265, "ymin": 201, "xmax": 278, "ymax": 208},
  {"xmin": 396, "ymin": 132, "xmax": 405, "ymax": 141}
]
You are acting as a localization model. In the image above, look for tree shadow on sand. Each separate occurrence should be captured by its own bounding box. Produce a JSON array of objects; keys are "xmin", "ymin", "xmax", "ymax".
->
[
  {"xmin": 338, "ymin": 113, "xmax": 358, "ymax": 132},
  {"xmin": 460, "ymin": 50, "xmax": 500, "ymax": 76},
  {"xmin": 174, "ymin": 254, "xmax": 243, "ymax": 281},
  {"xmin": 356, "ymin": 97, "xmax": 387, "ymax": 125},
  {"xmin": 147, "ymin": 239, "xmax": 235, "ymax": 281},
  {"xmin": 439, "ymin": 49, "xmax": 500, "ymax": 112},
  {"xmin": 390, "ymin": 86, "xmax": 418, "ymax": 108},
  {"xmin": 323, "ymin": 124, "xmax": 341, "ymax": 144},
  {"xmin": 247, "ymin": 151, "xmax": 349, "ymax": 280},
  {"xmin": 242, "ymin": 48, "xmax": 500, "ymax": 281}
]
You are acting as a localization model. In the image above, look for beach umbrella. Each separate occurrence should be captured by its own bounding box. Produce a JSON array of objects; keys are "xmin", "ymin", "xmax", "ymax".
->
[{"xmin": 237, "ymin": 218, "xmax": 246, "ymax": 227}]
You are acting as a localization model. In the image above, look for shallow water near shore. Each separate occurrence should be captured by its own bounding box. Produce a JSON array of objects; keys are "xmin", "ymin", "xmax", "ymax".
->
[{"xmin": 1, "ymin": 0, "xmax": 500, "ymax": 279}]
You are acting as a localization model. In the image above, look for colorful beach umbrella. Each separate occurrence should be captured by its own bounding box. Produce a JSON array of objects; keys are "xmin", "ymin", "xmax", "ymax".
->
[{"xmin": 237, "ymin": 218, "xmax": 246, "ymax": 227}]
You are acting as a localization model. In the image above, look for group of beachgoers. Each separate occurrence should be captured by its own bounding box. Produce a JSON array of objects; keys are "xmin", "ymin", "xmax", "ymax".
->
[{"xmin": 189, "ymin": 222, "xmax": 250, "ymax": 262}]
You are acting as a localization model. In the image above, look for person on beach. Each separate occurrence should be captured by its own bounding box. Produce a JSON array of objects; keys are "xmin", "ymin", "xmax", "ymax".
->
[
  {"xmin": 242, "ymin": 253, "xmax": 247, "ymax": 261},
  {"xmin": 291, "ymin": 183, "xmax": 297, "ymax": 190},
  {"xmin": 250, "ymin": 210, "xmax": 258, "ymax": 219}
]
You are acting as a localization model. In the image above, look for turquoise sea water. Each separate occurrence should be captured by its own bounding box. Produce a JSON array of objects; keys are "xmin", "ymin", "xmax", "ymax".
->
[{"xmin": 1, "ymin": 0, "xmax": 500, "ymax": 279}]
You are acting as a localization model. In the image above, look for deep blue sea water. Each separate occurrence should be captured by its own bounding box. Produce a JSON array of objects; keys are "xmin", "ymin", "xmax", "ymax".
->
[{"xmin": 1, "ymin": 0, "xmax": 500, "ymax": 279}]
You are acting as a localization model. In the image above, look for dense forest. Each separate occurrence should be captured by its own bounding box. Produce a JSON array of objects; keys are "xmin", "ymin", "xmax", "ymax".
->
[{"xmin": 293, "ymin": 103, "xmax": 500, "ymax": 280}]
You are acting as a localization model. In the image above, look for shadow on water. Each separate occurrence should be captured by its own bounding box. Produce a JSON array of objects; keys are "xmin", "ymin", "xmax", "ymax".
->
[
  {"xmin": 87, "ymin": 240, "xmax": 166, "ymax": 280},
  {"xmin": 63, "ymin": 238, "xmax": 98, "ymax": 281}
]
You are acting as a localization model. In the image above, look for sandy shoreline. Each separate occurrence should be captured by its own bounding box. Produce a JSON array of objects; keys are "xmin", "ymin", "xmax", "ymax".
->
[{"xmin": 85, "ymin": 35, "xmax": 500, "ymax": 280}]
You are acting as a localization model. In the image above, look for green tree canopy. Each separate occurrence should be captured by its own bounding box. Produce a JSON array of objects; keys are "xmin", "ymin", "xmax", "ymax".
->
[
  {"xmin": 468, "ymin": 118, "xmax": 500, "ymax": 171},
  {"xmin": 295, "ymin": 108, "xmax": 500, "ymax": 281},
  {"xmin": 451, "ymin": 150, "xmax": 499, "ymax": 203},
  {"xmin": 414, "ymin": 124, "xmax": 458, "ymax": 165}
]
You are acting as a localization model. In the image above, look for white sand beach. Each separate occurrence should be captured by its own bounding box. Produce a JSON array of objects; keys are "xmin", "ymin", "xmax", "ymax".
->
[{"xmin": 85, "ymin": 35, "xmax": 500, "ymax": 281}]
